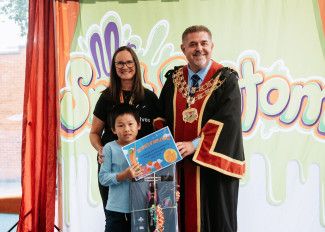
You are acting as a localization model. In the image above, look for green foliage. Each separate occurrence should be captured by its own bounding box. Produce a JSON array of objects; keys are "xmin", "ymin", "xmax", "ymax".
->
[{"xmin": 0, "ymin": 0, "xmax": 28, "ymax": 37}]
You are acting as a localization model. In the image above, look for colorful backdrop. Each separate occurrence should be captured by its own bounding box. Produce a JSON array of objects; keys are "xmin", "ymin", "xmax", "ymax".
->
[{"xmin": 56, "ymin": 0, "xmax": 325, "ymax": 231}]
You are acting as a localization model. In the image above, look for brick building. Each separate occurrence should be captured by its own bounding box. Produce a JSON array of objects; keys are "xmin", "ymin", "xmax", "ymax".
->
[{"xmin": 0, "ymin": 46, "xmax": 25, "ymax": 191}]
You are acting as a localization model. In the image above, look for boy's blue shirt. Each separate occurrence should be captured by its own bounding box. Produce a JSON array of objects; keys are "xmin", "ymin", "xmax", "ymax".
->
[{"xmin": 99, "ymin": 140, "xmax": 131, "ymax": 213}]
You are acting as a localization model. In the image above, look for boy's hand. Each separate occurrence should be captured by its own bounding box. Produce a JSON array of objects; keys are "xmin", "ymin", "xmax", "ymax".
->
[
  {"xmin": 129, "ymin": 162, "xmax": 143, "ymax": 179},
  {"xmin": 117, "ymin": 163, "xmax": 143, "ymax": 182}
]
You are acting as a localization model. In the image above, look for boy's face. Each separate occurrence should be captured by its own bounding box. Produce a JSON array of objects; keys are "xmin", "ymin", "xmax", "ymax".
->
[{"xmin": 112, "ymin": 113, "xmax": 140, "ymax": 145}]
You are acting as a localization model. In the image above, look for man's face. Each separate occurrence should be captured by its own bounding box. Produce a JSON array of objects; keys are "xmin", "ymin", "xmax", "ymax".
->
[{"xmin": 181, "ymin": 31, "xmax": 214, "ymax": 73}]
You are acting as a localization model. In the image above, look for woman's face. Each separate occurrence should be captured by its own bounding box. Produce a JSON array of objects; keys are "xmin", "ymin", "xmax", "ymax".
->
[{"xmin": 114, "ymin": 50, "xmax": 136, "ymax": 82}]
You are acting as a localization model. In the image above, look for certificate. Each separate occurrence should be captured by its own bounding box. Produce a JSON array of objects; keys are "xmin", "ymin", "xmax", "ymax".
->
[{"xmin": 122, "ymin": 127, "xmax": 182, "ymax": 180}]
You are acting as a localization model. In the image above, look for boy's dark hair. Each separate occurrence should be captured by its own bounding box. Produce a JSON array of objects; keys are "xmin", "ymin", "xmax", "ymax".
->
[{"xmin": 110, "ymin": 103, "xmax": 140, "ymax": 129}]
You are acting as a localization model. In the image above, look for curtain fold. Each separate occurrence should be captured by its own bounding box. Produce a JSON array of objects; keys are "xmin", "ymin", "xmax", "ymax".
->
[
  {"xmin": 54, "ymin": 0, "xmax": 80, "ymax": 229},
  {"xmin": 18, "ymin": 0, "xmax": 58, "ymax": 231}
]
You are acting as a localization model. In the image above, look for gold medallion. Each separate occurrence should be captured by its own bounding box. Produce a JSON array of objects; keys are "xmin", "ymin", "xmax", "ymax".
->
[{"xmin": 182, "ymin": 107, "xmax": 198, "ymax": 123}]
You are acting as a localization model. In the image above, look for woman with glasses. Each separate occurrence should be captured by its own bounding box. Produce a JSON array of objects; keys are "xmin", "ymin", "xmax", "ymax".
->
[{"xmin": 89, "ymin": 46, "xmax": 160, "ymax": 217}]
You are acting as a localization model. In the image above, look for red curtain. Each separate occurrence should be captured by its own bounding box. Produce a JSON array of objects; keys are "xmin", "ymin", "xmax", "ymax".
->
[{"xmin": 18, "ymin": 0, "xmax": 58, "ymax": 231}]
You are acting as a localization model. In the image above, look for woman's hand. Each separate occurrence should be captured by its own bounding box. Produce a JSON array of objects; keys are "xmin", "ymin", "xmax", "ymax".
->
[
  {"xmin": 97, "ymin": 146, "xmax": 104, "ymax": 164},
  {"xmin": 89, "ymin": 116, "xmax": 105, "ymax": 163}
]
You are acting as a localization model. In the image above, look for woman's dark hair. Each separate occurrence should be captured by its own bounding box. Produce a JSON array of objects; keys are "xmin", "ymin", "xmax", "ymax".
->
[
  {"xmin": 103, "ymin": 46, "xmax": 144, "ymax": 103},
  {"xmin": 110, "ymin": 103, "xmax": 140, "ymax": 129}
]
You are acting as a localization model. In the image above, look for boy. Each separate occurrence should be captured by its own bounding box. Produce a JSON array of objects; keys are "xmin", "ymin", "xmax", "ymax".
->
[{"xmin": 99, "ymin": 103, "xmax": 143, "ymax": 232}]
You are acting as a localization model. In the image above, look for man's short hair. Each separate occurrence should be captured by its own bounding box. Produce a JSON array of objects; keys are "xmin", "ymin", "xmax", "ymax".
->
[
  {"xmin": 110, "ymin": 103, "xmax": 140, "ymax": 129},
  {"xmin": 182, "ymin": 25, "xmax": 212, "ymax": 42}
]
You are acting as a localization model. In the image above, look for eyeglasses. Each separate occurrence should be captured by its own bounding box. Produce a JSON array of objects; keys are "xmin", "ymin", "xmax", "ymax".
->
[{"xmin": 115, "ymin": 60, "xmax": 135, "ymax": 69}]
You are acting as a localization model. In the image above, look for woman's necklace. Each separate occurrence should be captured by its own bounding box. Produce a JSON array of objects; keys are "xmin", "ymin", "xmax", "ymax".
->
[
  {"xmin": 172, "ymin": 68, "xmax": 226, "ymax": 123},
  {"xmin": 119, "ymin": 90, "xmax": 134, "ymax": 105}
]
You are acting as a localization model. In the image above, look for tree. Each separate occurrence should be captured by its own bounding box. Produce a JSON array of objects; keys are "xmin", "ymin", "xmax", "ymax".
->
[{"xmin": 0, "ymin": 0, "xmax": 28, "ymax": 37}]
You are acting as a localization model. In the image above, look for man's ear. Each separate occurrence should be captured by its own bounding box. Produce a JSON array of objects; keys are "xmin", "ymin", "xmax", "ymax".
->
[
  {"xmin": 111, "ymin": 127, "xmax": 116, "ymax": 134},
  {"xmin": 138, "ymin": 122, "xmax": 141, "ymax": 130},
  {"xmin": 180, "ymin": 44, "xmax": 185, "ymax": 53}
]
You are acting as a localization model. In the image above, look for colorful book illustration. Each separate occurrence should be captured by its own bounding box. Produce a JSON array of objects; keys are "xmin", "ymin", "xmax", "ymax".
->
[{"xmin": 122, "ymin": 127, "xmax": 182, "ymax": 180}]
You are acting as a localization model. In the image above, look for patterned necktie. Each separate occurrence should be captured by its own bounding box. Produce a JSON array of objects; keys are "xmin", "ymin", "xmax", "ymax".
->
[{"xmin": 190, "ymin": 74, "xmax": 200, "ymax": 96}]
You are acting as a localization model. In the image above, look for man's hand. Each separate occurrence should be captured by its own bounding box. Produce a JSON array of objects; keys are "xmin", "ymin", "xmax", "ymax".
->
[
  {"xmin": 176, "ymin": 141, "xmax": 195, "ymax": 158},
  {"xmin": 176, "ymin": 190, "xmax": 180, "ymax": 202}
]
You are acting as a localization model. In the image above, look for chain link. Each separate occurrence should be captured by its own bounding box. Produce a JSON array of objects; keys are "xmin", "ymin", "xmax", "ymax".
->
[{"xmin": 172, "ymin": 68, "xmax": 225, "ymax": 106}]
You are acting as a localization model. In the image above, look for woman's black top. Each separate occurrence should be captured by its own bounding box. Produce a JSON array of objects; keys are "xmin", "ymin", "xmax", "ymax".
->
[{"xmin": 93, "ymin": 88, "xmax": 160, "ymax": 145}]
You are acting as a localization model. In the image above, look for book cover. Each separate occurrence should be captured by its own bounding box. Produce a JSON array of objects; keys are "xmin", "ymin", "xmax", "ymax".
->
[{"xmin": 122, "ymin": 127, "xmax": 182, "ymax": 180}]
